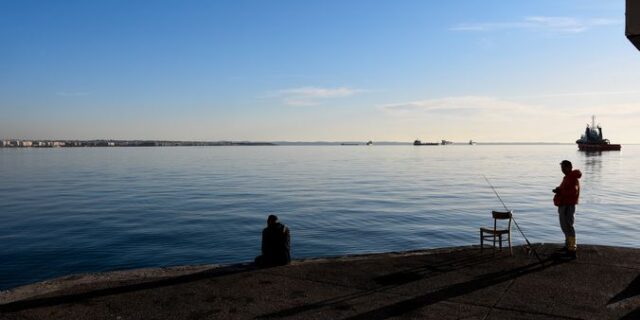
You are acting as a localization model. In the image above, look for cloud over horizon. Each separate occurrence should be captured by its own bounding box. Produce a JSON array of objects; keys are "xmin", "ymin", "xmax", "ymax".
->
[
  {"xmin": 381, "ymin": 96, "xmax": 535, "ymax": 114},
  {"xmin": 452, "ymin": 16, "xmax": 621, "ymax": 33},
  {"xmin": 271, "ymin": 86, "xmax": 362, "ymax": 106}
]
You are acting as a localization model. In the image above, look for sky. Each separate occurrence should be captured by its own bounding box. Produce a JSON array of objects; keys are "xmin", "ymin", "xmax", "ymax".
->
[{"xmin": 1, "ymin": 0, "xmax": 639, "ymax": 143}]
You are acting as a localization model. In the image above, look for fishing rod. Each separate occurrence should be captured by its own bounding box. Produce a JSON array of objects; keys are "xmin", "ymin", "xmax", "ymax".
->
[{"xmin": 483, "ymin": 175, "xmax": 543, "ymax": 263}]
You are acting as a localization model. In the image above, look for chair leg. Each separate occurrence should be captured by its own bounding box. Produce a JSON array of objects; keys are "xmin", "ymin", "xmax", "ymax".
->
[
  {"xmin": 508, "ymin": 232, "xmax": 513, "ymax": 256},
  {"xmin": 492, "ymin": 234, "xmax": 496, "ymax": 255},
  {"xmin": 499, "ymin": 234, "xmax": 503, "ymax": 251},
  {"xmin": 480, "ymin": 231, "xmax": 483, "ymax": 253}
]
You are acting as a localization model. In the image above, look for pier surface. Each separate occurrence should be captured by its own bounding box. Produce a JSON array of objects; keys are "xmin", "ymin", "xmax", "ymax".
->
[{"xmin": 1, "ymin": 244, "xmax": 639, "ymax": 319}]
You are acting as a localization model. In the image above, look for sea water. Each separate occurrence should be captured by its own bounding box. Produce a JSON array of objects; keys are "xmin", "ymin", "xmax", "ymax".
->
[{"xmin": 1, "ymin": 145, "xmax": 638, "ymax": 290}]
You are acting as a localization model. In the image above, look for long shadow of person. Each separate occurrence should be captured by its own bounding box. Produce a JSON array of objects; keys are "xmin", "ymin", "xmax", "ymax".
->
[{"xmin": 257, "ymin": 251, "xmax": 556, "ymax": 319}]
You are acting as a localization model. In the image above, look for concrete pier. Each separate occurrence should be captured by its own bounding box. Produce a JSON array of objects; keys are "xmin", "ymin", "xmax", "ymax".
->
[{"xmin": 1, "ymin": 244, "xmax": 639, "ymax": 319}]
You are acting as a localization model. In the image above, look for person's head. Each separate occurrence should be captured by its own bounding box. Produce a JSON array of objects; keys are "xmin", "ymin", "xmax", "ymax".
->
[
  {"xmin": 267, "ymin": 214, "xmax": 278, "ymax": 226},
  {"xmin": 560, "ymin": 160, "xmax": 572, "ymax": 175}
]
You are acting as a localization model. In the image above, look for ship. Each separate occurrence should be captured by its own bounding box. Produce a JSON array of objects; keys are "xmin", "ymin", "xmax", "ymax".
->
[
  {"xmin": 468, "ymin": 140, "xmax": 476, "ymax": 145},
  {"xmin": 441, "ymin": 140, "xmax": 453, "ymax": 145},
  {"xmin": 413, "ymin": 139, "xmax": 439, "ymax": 146},
  {"xmin": 575, "ymin": 116, "xmax": 621, "ymax": 151}
]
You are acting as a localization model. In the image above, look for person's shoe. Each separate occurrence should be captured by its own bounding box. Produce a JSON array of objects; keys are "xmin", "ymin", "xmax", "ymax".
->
[
  {"xmin": 550, "ymin": 250, "xmax": 566, "ymax": 259},
  {"xmin": 554, "ymin": 250, "xmax": 577, "ymax": 261}
]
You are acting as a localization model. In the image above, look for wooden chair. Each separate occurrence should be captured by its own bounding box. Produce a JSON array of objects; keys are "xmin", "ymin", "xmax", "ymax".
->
[{"xmin": 480, "ymin": 211, "xmax": 513, "ymax": 255}]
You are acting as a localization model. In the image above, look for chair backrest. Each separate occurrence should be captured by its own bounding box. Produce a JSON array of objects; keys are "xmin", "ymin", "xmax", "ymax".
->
[
  {"xmin": 492, "ymin": 210, "xmax": 512, "ymax": 231},
  {"xmin": 492, "ymin": 210, "xmax": 512, "ymax": 219}
]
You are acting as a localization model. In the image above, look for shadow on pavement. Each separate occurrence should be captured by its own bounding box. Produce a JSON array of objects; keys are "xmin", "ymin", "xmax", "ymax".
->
[
  {"xmin": 620, "ymin": 307, "xmax": 640, "ymax": 320},
  {"xmin": 609, "ymin": 274, "xmax": 640, "ymax": 305},
  {"xmin": 257, "ymin": 251, "xmax": 536, "ymax": 319},
  {"xmin": 0, "ymin": 264, "xmax": 254, "ymax": 313},
  {"xmin": 343, "ymin": 257, "xmax": 563, "ymax": 320}
]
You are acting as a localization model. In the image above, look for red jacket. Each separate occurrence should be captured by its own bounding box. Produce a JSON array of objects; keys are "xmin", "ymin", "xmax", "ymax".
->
[{"xmin": 554, "ymin": 170, "xmax": 582, "ymax": 206}]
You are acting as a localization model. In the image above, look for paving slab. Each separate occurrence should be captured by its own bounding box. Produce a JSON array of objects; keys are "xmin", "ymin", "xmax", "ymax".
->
[{"xmin": 0, "ymin": 244, "xmax": 638, "ymax": 319}]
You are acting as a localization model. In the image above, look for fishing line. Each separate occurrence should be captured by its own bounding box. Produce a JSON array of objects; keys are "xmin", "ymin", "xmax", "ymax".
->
[{"xmin": 483, "ymin": 175, "xmax": 543, "ymax": 263}]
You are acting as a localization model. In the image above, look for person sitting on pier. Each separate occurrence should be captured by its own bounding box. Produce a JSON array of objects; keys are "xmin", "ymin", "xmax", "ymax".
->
[{"xmin": 255, "ymin": 214, "xmax": 291, "ymax": 267}]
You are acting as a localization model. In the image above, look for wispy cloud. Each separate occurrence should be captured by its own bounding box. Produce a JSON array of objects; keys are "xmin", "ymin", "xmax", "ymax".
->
[
  {"xmin": 382, "ymin": 96, "xmax": 532, "ymax": 114},
  {"xmin": 567, "ymin": 103, "xmax": 640, "ymax": 119},
  {"xmin": 510, "ymin": 90, "xmax": 640, "ymax": 99},
  {"xmin": 379, "ymin": 95, "xmax": 640, "ymax": 142},
  {"xmin": 56, "ymin": 91, "xmax": 91, "ymax": 97},
  {"xmin": 271, "ymin": 86, "xmax": 362, "ymax": 106},
  {"xmin": 452, "ymin": 16, "xmax": 621, "ymax": 33}
]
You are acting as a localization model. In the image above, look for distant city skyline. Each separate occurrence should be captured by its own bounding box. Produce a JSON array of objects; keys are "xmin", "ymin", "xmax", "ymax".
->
[{"xmin": 1, "ymin": 0, "xmax": 639, "ymax": 143}]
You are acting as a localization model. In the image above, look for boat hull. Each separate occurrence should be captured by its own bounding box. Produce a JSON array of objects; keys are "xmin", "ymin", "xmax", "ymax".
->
[{"xmin": 577, "ymin": 143, "xmax": 621, "ymax": 151}]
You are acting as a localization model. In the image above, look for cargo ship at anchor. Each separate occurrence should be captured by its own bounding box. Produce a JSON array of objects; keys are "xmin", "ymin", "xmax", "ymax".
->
[
  {"xmin": 576, "ymin": 116, "xmax": 621, "ymax": 151},
  {"xmin": 413, "ymin": 139, "xmax": 439, "ymax": 146}
]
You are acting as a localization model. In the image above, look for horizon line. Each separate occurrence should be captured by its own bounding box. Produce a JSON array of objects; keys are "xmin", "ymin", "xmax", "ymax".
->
[{"xmin": 3, "ymin": 138, "xmax": 634, "ymax": 145}]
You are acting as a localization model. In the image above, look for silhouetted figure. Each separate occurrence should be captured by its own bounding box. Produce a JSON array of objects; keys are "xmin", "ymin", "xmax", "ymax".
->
[
  {"xmin": 553, "ymin": 160, "xmax": 582, "ymax": 259},
  {"xmin": 255, "ymin": 215, "xmax": 290, "ymax": 267}
]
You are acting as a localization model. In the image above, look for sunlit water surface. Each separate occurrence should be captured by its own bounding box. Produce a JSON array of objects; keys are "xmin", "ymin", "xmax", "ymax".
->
[{"xmin": 1, "ymin": 145, "xmax": 638, "ymax": 289}]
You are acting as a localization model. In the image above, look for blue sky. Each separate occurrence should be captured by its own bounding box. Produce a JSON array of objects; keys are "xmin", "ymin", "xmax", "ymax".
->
[{"xmin": 1, "ymin": 0, "xmax": 638, "ymax": 142}]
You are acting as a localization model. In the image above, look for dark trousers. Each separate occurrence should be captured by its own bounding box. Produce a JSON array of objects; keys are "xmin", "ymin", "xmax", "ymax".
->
[{"xmin": 558, "ymin": 205, "xmax": 576, "ymax": 250}]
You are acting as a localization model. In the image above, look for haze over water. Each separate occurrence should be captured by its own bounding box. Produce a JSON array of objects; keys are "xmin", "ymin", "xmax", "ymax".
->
[{"xmin": 0, "ymin": 145, "xmax": 638, "ymax": 290}]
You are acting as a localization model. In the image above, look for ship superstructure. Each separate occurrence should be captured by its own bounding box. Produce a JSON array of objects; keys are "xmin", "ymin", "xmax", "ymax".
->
[{"xmin": 575, "ymin": 116, "xmax": 621, "ymax": 151}]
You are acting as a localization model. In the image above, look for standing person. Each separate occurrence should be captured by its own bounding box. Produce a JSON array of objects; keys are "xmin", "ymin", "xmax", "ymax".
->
[
  {"xmin": 255, "ymin": 214, "xmax": 291, "ymax": 267},
  {"xmin": 553, "ymin": 160, "xmax": 582, "ymax": 259}
]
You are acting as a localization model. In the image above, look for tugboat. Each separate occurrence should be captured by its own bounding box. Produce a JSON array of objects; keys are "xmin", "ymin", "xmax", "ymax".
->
[
  {"xmin": 576, "ymin": 116, "xmax": 621, "ymax": 151},
  {"xmin": 413, "ymin": 139, "xmax": 439, "ymax": 146}
]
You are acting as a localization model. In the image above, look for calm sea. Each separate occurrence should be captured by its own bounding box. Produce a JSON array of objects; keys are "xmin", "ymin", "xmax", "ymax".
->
[{"xmin": 1, "ymin": 145, "xmax": 638, "ymax": 290}]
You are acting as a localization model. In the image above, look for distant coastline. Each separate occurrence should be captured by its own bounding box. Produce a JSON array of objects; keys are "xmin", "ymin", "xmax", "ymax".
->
[
  {"xmin": 0, "ymin": 140, "xmax": 275, "ymax": 148},
  {"xmin": 0, "ymin": 139, "xmax": 583, "ymax": 148}
]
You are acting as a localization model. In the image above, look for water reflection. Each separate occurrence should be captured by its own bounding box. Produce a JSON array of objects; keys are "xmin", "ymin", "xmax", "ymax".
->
[
  {"xmin": 580, "ymin": 151, "xmax": 603, "ymax": 178},
  {"xmin": 583, "ymin": 150, "xmax": 603, "ymax": 157}
]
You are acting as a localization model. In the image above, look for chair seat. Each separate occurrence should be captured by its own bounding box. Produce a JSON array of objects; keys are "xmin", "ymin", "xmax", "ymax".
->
[{"xmin": 480, "ymin": 227, "xmax": 509, "ymax": 235}]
